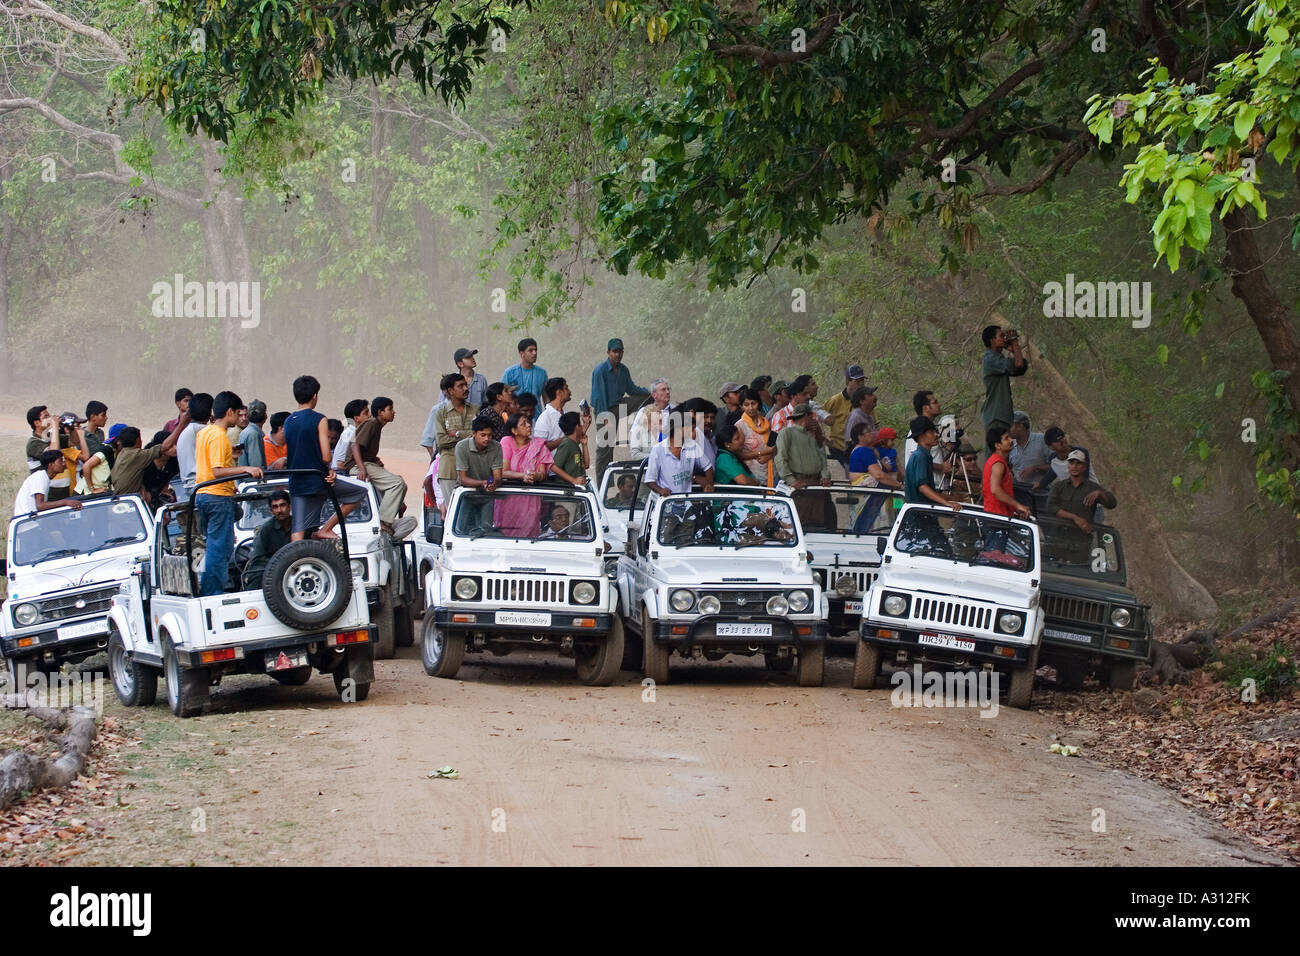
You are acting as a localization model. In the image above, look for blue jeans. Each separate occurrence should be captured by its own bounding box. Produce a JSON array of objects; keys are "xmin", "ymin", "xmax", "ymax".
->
[{"xmin": 195, "ymin": 494, "xmax": 236, "ymax": 596}]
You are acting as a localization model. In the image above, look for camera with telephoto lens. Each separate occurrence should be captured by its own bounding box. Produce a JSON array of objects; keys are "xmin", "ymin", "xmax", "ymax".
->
[{"xmin": 1004, "ymin": 328, "xmax": 1019, "ymax": 342}]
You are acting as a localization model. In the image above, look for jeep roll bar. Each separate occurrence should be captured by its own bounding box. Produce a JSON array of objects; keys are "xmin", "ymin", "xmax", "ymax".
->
[{"xmin": 176, "ymin": 470, "xmax": 351, "ymax": 595}]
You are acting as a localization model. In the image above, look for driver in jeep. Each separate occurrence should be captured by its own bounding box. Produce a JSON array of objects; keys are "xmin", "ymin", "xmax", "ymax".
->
[{"xmin": 243, "ymin": 489, "xmax": 293, "ymax": 588}]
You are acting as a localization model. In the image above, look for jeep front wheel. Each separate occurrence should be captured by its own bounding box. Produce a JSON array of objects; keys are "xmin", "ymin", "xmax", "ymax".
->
[
  {"xmin": 420, "ymin": 615, "xmax": 464, "ymax": 678},
  {"xmin": 642, "ymin": 606, "xmax": 670, "ymax": 685},
  {"xmin": 796, "ymin": 641, "xmax": 824, "ymax": 687},
  {"xmin": 1007, "ymin": 644, "xmax": 1040, "ymax": 709},
  {"xmin": 1107, "ymin": 659, "xmax": 1138, "ymax": 691},
  {"xmin": 163, "ymin": 636, "xmax": 209, "ymax": 718},
  {"xmin": 108, "ymin": 630, "xmax": 157, "ymax": 706},
  {"xmin": 851, "ymin": 641, "xmax": 880, "ymax": 690},
  {"xmin": 575, "ymin": 615, "xmax": 625, "ymax": 686}
]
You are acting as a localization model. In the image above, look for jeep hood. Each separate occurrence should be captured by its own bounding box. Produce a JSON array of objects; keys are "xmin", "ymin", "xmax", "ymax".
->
[
  {"xmin": 884, "ymin": 559, "xmax": 1037, "ymax": 608},
  {"xmin": 651, "ymin": 553, "xmax": 811, "ymax": 583},
  {"xmin": 1042, "ymin": 571, "xmax": 1141, "ymax": 606},
  {"xmin": 5, "ymin": 547, "xmax": 148, "ymax": 601},
  {"xmin": 446, "ymin": 546, "xmax": 605, "ymax": 577}
]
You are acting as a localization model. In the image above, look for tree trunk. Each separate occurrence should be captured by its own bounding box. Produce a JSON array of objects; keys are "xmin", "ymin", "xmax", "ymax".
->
[
  {"xmin": 198, "ymin": 137, "xmax": 252, "ymax": 388},
  {"xmin": 1010, "ymin": 328, "xmax": 1218, "ymax": 620},
  {"xmin": 0, "ymin": 214, "xmax": 11, "ymax": 394},
  {"xmin": 1223, "ymin": 206, "xmax": 1300, "ymax": 424}
]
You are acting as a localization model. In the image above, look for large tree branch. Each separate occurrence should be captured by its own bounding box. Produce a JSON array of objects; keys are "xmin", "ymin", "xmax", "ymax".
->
[
  {"xmin": 63, "ymin": 168, "xmax": 204, "ymax": 213},
  {"xmin": 0, "ymin": 95, "xmax": 120, "ymax": 149},
  {"xmin": 7, "ymin": 0, "xmax": 127, "ymax": 62},
  {"xmin": 917, "ymin": 0, "xmax": 1102, "ymax": 148},
  {"xmin": 710, "ymin": 11, "xmax": 844, "ymax": 68},
  {"xmin": 961, "ymin": 134, "xmax": 1093, "ymax": 197}
]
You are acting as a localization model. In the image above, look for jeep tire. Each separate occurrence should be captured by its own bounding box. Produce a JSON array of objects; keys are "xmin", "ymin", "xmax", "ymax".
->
[
  {"xmin": 1107, "ymin": 659, "xmax": 1138, "ymax": 691},
  {"xmin": 333, "ymin": 668, "xmax": 371, "ymax": 701},
  {"xmin": 421, "ymin": 614, "xmax": 464, "ymax": 678},
  {"xmin": 1007, "ymin": 643, "xmax": 1040, "ymax": 709},
  {"xmin": 263, "ymin": 540, "xmax": 353, "ymax": 631},
  {"xmin": 163, "ymin": 636, "xmax": 209, "ymax": 718},
  {"xmin": 851, "ymin": 640, "xmax": 880, "ymax": 690},
  {"xmin": 575, "ymin": 615, "xmax": 625, "ymax": 686},
  {"xmin": 108, "ymin": 629, "xmax": 158, "ymax": 707},
  {"xmin": 372, "ymin": 588, "xmax": 396, "ymax": 660},
  {"xmin": 642, "ymin": 605, "xmax": 670, "ymax": 685},
  {"xmin": 394, "ymin": 598, "xmax": 415, "ymax": 648},
  {"xmin": 796, "ymin": 640, "xmax": 825, "ymax": 687}
]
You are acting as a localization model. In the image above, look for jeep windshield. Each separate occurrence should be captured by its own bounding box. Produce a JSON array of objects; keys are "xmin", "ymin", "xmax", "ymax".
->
[
  {"xmin": 790, "ymin": 487, "xmax": 901, "ymax": 536},
  {"xmin": 893, "ymin": 509, "xmax": 1035, "ymax": 572},
  {"xmin": 602, "ymin": 468, "xmax": 651, "ymax": 512},
  {"xmin": 453, "ymin": 490, "xmax": 597, "ymax": 542},
  {"xmin": 10, "ymin": 499, "xmax": 148, "ymax": 567},
  {"xmin": 656, "ymin": 497, "xmax": 798, "ymax": 548},
  {"xmin": 236, "ymin": 480, "xmax": 373, "ymax": 530},
  {"xmin": 1038, "ymin": 517, "xmax": 1126, "ymax": 584}
]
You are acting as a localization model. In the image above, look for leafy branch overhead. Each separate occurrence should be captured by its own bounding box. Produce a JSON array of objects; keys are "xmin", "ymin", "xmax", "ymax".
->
[{"xmin": 130, "ymin": 0, "xmax": 526, "ymax": 140}]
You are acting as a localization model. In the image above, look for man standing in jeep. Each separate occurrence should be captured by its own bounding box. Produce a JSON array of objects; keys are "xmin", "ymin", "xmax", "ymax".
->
[
  {"xmin": 284, "ymin": 375, "xmax": 368, "ymax": 541},
  {"xmin": 194, "ymin": 392, "xmax": 264, "ymax": 596}
]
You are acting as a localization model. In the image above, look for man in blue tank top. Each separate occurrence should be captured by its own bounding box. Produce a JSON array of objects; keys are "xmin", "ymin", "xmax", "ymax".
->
[{"xmin": 284, "ymin": 375, "xmax": 368, "ymax": 541}]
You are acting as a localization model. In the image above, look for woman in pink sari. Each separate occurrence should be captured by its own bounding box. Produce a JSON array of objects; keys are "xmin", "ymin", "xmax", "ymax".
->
[{"xmin": 496, "ymin": 413, "xmax": 554, "ymax": 536}]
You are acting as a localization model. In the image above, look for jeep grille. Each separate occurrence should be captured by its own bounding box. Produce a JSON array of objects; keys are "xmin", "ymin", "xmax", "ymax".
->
[
  {"xmin": 485, "ymin": 576, "xmax": 567, "ymax": 605},
  {"xmin": 814, "ymin": 567, "xmax": 876, "ymax": 594},
  {"xmin": 37, "ymin": 585, "xmax": 119, "ymax": 623},
  {"xmin": 699, "ymin": 590, "xmax": 784, "ymax": 613},
  {"xmin": 911, "ymin": 596, "xmax": 992, "ymax": 632},
  {"xmin": 1043, "ymin": 593, "xmax": 1107, "ymax": 626}
]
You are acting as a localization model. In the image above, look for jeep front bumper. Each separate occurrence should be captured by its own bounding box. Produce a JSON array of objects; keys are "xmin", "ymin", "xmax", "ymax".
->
[
  {"xmin": 1040, "ymin": 620, "xmax": 1152, "ymax": 662},
  {"xmin": 825, "ymin": 595, "xmax": 865, "ymax": 635},
  {"xmin": 650, "ymin": 616, "xmax": 826, "ymax": 647},
  {"xmin": 860, "ymin": 620, "xmax": 1034, "ymax": 666},
  {"xmin": 433, "ymin": 608, "xmax": 613, "ymax": 635},
  {"xmin": 1, "ymin": 615, "xmax": 111, "ymax": 661}
]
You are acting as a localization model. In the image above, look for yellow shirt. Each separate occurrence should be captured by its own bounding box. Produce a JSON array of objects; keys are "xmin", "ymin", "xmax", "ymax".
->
[
  {"xmin": 195, "ymin": 424, "xmax": 236, "ymax": 495},
  {"xmin": 821, "ymin": 390, "xmax": 855, "ymax": 452}
]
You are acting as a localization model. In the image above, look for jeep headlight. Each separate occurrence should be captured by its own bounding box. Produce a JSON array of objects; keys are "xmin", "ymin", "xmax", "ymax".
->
[
  {"xmin": 453, "ymin": 576, "xmax": 480, "ymax": 600},
  {"xmin": 787, "ymin": 590, "xmax": 811, "ymax": 613},
  {"xmin": 698, "ymin": 595, "xmax": 721, "ymax": 615},
  {"xmin": 766, "ymin": 594, "xmax": 789, "ymax": 616},
  {"xmin": 882, "ymin": 594, "xmax": 909, "ymax": 617},
  {"xmin": 998, "ymin": 612, "xmax": 1024, "ymax": 634},
  {"xmin": 670, "ymin": 589, "xmax": 695, "ymax": 613},
  {"xmin": 350, "ymin": 559, "xmax": 366, "ymax": 580},
  {"xmin": 13, "ymin": 603, "xmax": 39, "ymax": 627},
  {"xmin": 571, "ymin": 581, "xmax": 598, "ymax": 605},
  {"xmin": 1110, "ymin": 607, "xmax": 1133, "ymax": 628},
  {"xmin": 834, "ymin": 574, "xmax": 857, "ymax": 597}
]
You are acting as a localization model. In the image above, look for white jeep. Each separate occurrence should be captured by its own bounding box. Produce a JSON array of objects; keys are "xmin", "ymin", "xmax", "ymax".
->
[
  {"xmin": 2, "ymin": 494, "xmax": 154, "ymax": 684},
  {"xmin": 106, "ymin": 474, "xmax": 376, "ymax": 717},
  {"xmin": 420, "ymin": 484, "xmax": 624, "ymax": 685},
  {"xmin": 785, "ymin": 483, "xmax": 903, "ymax": 644},
  {"xmin": 854, "ymin": 503, "xmax": 1044, "ymax": 707},
  {"xmin": 618, "ymin": 489, "xmax": 827, "ymax": 685},
  {"xmin": 234, "ymin": 475, "xmax": 418, "ymax": 659}
]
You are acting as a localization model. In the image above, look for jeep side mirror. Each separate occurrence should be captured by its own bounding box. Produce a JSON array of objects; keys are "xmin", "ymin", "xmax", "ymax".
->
[
  {"xmin": 425, "ymin": 510, "xmax": 444, "ymax": 545},
  {"xmin": 875, "ymin": 538, "xmax": 886, "ymax": 555}
]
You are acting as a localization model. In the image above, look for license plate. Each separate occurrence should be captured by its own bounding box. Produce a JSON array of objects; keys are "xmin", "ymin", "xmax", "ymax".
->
[
  {"xmin": 266, "ymin": 649, "xmax": 308, "ymax": 672},
  {"xmin": 717, "ymin": 622, "xmax": 773, "ymax": 637},
  {"xmin": 918, "ymin": 631, "xmax": 975, "ymax": 652},
  {"xmin": 1045, "ymin": 627, "xmax": 1095, "ymax": 645},
  {"xmin": 56, "ymin": 618, "xmax": 108, "ymax": 641},
  {"xmin": 844, "ymin": 600, "xmax": 863, "ymax": 614},
  {"xmin": 495, "ymin": 610, "xmax": 552, "ymax": 628}
]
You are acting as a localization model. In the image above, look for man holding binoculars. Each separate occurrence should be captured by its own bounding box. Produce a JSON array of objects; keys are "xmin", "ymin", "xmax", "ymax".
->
[{"xmin": 981, "ymin": 324, "xmax": 1029, "ymax": 448}]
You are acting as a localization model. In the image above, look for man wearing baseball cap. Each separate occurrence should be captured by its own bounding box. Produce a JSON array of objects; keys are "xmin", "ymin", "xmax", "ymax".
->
[
  {"xmin": 1048, "ymin": 449, "xmax": 1116, "ymax": 534},
  {"xmin": 905, "ymin": 416, "xmax": 962, "ymax": 510},
  {"xmin": 455, "ymin": 347, "xmax": 488, "ymax": 408},
  {"xmin": 590, "ymin": 337, "xmax": 650, "ymax": 477},
  {"xmin": 776, "ymin": 402, "xmax": 832, "ymax": 527},
  {"xmin": 821, "ymin": 364, "xmax": 867, "ymax": 472},
  {"xmin": 717, "ymin": 382, "xmax": 744, "ymax": 417}
]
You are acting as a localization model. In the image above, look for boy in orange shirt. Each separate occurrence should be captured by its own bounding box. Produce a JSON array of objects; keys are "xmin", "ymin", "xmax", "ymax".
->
[{"xmin": 195, "ymin": 391, "xmax": 263, "ymax": 595}]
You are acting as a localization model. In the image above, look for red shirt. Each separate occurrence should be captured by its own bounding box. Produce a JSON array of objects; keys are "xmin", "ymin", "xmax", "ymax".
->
[{"xmin": 981, "ymin": 452, "xmax": 1015, "ymax": 516}]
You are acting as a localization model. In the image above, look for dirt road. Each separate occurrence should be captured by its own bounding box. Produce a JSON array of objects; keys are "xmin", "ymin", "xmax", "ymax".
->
[{"xmin": 16, "ymin": 650, "xmax": 1271, "ymax": 867}]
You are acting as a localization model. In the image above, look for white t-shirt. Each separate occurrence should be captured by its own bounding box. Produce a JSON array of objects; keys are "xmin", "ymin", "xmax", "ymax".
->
[
  {"xmin": 534, "ymin": 404, "xmax": 563, "ymax": 444},
  {"xmin": 177, "ymin": 421, "xmax": 203, "ymax": 486},
  {"xmin": 14, "ymin": 469, "xmax": 51, "ymax": 516},
  {"xmin": 645, "ymin": 441, "xmax": 703, "ymax": 495},
  {"xmin": 331, "ymin": 422, "xmax": 357, "ymax": 469}
]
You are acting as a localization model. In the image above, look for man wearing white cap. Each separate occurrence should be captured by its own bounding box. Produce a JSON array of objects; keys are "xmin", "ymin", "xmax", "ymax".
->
[
  {"xmin": 455, "ymin": 347, "xmax": 488, "ymax": 408},
  {"xmin": 1048, "ymin": 450, "xmax": 1116, "ymax": 534}
]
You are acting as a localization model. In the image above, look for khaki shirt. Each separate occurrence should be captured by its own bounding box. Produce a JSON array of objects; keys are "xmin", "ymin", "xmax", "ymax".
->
[
  {"xmin": 435, "ymin": 403, "xmax": 479, "ymax": 479},
  {"xmin": 775, "ymin": 424, "xmax": 830, "ymax": 483}
]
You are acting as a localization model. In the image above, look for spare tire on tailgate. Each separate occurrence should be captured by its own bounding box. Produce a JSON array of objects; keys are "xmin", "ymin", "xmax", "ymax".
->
[{"xmin": 262, "ymin": 540, "xmax": 353, "ymax": 630}]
